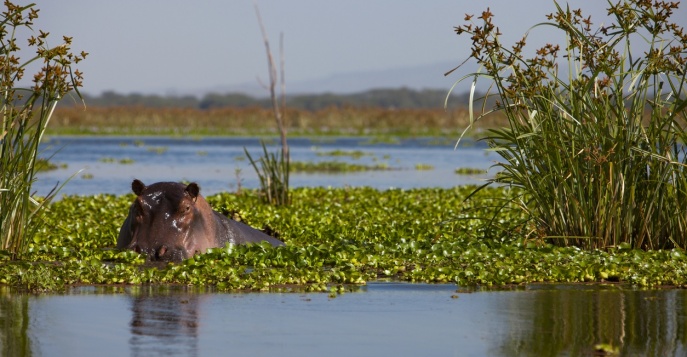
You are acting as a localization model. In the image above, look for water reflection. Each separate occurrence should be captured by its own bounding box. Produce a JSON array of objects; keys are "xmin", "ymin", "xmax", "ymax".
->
[
  {"xmin": 2, "ymin": 284, "xmax": 687, "ymax": 356},
  {"xmin": 0, "ymin": 288, "xmax": 32, "ymax": 357},
  {"xmin": 127, "ymin": 286, "xmax": 203, "ymax": 357},
  {"xmin": 496, "ymin": 285, "xmax": 687, "ymax": 356}
]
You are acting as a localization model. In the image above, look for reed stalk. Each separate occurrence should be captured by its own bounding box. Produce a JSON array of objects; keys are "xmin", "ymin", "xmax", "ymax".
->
[
  {"xmin": 452, "ymin": 0, "xmax": 687, "ymax": 249},
  {"xmin": 0, "ymin": 2, "xmax": 86, "ymax": 257},
  {"xmin": 247, "ymin": 3, "xmax": 290, "ymax": 206}
]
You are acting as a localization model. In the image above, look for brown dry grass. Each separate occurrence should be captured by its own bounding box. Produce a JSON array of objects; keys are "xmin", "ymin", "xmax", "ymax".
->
[{"xmin": 49, "ymin": 105, "xmax": 508, "ymax": 136}]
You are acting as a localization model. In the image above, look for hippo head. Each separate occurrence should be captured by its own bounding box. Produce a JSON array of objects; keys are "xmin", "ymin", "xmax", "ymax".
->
[{"xmin": 118, "ymin": 179, "xmax": 211, "ymax": 262}]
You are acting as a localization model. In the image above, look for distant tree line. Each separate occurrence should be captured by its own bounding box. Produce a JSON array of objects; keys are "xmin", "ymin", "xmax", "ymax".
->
[{"xmin": 60, "ymin": 88, "xmax": 481, "ymax": 110}]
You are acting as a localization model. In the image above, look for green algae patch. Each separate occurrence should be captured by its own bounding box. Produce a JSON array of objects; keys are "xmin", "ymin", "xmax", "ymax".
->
[{"xmin": 1, "ymin": 187, "xmax": 686, "ymax": 293}]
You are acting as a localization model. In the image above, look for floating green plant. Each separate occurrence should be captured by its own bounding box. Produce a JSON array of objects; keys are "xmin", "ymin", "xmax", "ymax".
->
[
  {"xmin": 415, "ymin": 164, "xmax": 434, "ymax": 171},
  {"xmin": 146, "ymin": 146, "xmax": 168, "ymax": 154},
  {"xmin": 2, "ymin": 186, "xmax": 687, "ymax": 293},
  {"xmin": 362, "ymin": 136, "xmax": 401, "ymax": 145},
  {"xmin": 99, "ymin": 157, "xmax": 134, "ymax": 164},
  {"xmin": 316, "ymin": 150, "xmax": 369, "ymax": 159},
  {"xmin": 35, "ymin": 159, "xmax": 60, "ymax": 172},
  {"xmin": 290, "ymin": 161, "xmax": 393, "ymax": 173},
  {"xmin": 454, "ymin": 168, "xmax": 486, "ymax": 175}
]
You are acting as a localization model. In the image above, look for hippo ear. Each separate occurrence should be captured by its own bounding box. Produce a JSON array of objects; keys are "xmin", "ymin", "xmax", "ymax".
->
[
  {"xmin": 185, "ymin": 182, "xmax": 200, "ymax": 200},
  {"xmin": 132, "ymin": 179, "xmax": 146, "ymax": 196}
]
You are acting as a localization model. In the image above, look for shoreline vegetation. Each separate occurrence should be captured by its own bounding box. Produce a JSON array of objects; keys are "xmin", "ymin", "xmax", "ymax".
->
[
  {"xmin": 48, "ymin": 101, "xmax": 509, "ymax": 137},
  {"xmin": 3, "ymin": 186, "xmax": 687, "ymax": 293}
]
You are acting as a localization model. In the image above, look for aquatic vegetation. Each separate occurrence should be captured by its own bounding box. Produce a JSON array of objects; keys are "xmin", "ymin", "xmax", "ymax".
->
[
  {"xmin": 414, "ymin": 164, "xmax": 434, "ymax": 171},
  {"xmin": 363, "ymin": 136, "xmax": 402, "ymax": 145},
  {"xmin": 316, "ymin": 149, "xmax": 369, "ymax": 159},
  {"xmin": 146, "ymin": 146, "xmax": 168, "ymax": 154},
  {"xmin": 0, "ymin": 1, "xmax": 87, "ymax": 257},
  {"xmin": 245, "ymin": 8, "xmax": 291, "ymax": 207},
  {"xmin": 1, "ymin": 187, "xmax": 686, "ymax": 293},
  {"xmin": 290, "ymin": 161, "xmax": 394, "ymax": 173},
  {"xmin": 454, "ymin": 167, "xmax": 486, "ymax": 175},
  {"xmin": 245, "ymin": 142, "xmax": 290, "ymax": 206},
  {"xmin": 99, "ymin": 157, "xmax": 135, "ymax": 164},
  {"xmin": 451, "ymin": 1, "xmax": 687, "ymax": 250},
  {"xmin": 34, "ymin": 159, "xmax": 66, "ymax": 172}
]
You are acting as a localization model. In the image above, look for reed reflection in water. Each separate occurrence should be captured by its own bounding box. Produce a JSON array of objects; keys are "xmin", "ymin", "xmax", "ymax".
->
[
  {"xmin": 0, "ymin": 292, "xmax": 32, "ymax": 356},
  {"xmin": 496, "ymin": 285, "xmax": 687, "ymax": 356}
]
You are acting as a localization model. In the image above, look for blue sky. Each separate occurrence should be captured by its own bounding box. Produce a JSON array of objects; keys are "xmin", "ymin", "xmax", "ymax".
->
[{"xmin": 27, "ymin": 1, "xmax": 687, "ymax": 95}]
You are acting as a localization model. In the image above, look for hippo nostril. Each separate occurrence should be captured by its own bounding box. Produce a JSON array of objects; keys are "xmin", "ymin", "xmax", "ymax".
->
[{"xmin": 157, "ymin": 245, "xmax": 168, "ymax": 259}]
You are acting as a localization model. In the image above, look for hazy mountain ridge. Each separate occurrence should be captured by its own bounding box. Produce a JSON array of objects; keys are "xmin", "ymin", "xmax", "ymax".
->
[{"xmin": 160, "ymin": 61, "xmax": 477, "ymax": 98}]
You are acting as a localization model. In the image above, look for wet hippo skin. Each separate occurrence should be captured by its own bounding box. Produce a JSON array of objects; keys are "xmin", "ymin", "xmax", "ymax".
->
[{"xmin": 117, "ymin": 179, "xmax": 284, "ymax": 262}]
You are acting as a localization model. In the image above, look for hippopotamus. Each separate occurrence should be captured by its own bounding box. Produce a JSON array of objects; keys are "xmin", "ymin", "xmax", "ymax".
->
[{"xmin": 117, "ymin": 179, "xmax": 284, "ymax": 262}]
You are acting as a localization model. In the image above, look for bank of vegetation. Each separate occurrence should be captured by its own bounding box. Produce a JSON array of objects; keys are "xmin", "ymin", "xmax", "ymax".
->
[
  {"xmin": 2, "ymin": 187, "xmax": 686, "ymax": 293},
  {"xmin": 49, "ymin": 98, "xmax": 507, "ymax": 136}
]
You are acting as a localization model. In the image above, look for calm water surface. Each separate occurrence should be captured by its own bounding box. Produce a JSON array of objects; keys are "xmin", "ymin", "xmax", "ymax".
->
[
  {"xmin": 35, "ymin": 136, "xmax": 496, "ymax": 196},
  {"xmin": 2, "ymin": 283, "xmax": 685, "ymax": 357}
]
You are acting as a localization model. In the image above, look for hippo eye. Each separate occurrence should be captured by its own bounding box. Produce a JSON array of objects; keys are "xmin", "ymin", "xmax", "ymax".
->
[{"xmin": 134, "ymin": 204, "xmax": 144, "ymax": 222}]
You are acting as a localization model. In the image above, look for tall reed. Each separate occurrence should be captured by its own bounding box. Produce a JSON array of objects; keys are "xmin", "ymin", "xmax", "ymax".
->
[
  {"xmin": 452, "ymin": 1, "xmax": 687, "ymax": 249},
  {"xmin": 244, "ymin": 142, "xmax": 290, "ymax": 205},
  {"xmin": 246, "ymin": 3, "xmax": 290, "ymax": 206},
  {"xmin": 0, "ymin": 2, "xmax": 86, "ymax": 257}
]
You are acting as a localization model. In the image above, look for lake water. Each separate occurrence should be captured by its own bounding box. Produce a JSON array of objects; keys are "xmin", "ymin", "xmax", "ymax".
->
[
  {"xmin": 17, "ymin": 136, "xmax": 687, "ymax": 356},
  {"xmin": 2, "ymin": 283, "xmax": 685, "ymax": 357},
  {"xmin": 35, "ymin": 136, "xmax": 496, "ymax": 197}
]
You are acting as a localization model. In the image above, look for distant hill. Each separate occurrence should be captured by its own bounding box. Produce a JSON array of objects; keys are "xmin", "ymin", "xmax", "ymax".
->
[
  {"xmin": 65, "ymin": 60, "xmax": 492, "ymax": 110},
  {"xmin": 184, "ymin": 60, "xmax": 477, "ymax": 98}
]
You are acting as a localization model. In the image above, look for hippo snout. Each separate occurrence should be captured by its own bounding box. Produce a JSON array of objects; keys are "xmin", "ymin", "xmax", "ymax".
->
[{"xmin": 131, "ymin": 243, "xmax": 187, "ymax": 262}]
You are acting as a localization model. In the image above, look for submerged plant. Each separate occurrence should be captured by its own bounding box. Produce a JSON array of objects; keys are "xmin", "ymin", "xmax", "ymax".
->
[
  {"xmin": 0, "ymin": 1, "xmax": 86, "ymax": 258},
  {"xmin": 450, "ymin": 0, "xmax": 687, "ymax": 249}
]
